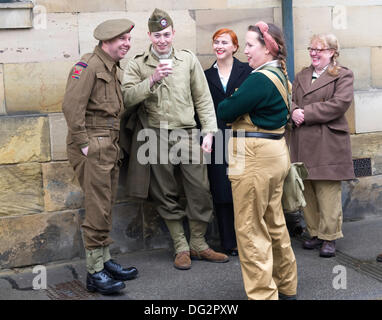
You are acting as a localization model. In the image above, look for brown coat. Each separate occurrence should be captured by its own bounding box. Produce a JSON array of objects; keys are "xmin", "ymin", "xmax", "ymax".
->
[
  {"xmin": 62, "ymin": 45, "xmax": 124, "ymax": 148},
  {"xmin": 289, "ymin": 65, "xmax": 355, "ymax": 181}
]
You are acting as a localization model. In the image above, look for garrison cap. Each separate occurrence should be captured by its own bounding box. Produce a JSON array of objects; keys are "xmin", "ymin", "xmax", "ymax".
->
[
  {"xmin": 94, "ymin": 19, "xmax": 135, "ymax": 41},
  {"xmin": 148, "ymin": 8, "xmax": 173, "ymax": 32}
]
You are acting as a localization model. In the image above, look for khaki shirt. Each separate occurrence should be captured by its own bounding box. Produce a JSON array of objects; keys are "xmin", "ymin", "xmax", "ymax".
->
[
  {"xmin": 122, "ymin": 47, "xmax": 218, "ymax": 134},
  {"xmin": 62, "ymin": 45, "xmax": 124, "ymax": 148}
]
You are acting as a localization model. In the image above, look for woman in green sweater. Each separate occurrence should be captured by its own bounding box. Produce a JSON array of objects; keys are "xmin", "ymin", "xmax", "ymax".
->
[{"xmin": 217, "ymin": 22, "xmax": 297, "ymax": 300}]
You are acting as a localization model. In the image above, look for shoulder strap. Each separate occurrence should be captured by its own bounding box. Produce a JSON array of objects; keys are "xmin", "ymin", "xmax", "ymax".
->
[{"xmin": 256, "ymin": 69, "xmax": 291, "ymax": 112}]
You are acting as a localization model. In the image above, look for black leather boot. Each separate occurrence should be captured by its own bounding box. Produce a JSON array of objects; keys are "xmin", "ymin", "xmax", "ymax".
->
[
  {"xmin": 86, "ymin": 269, "xmax": 125, "ymax": 295},
  {"xmin": 279, "ymin": 292, "xmax": 297, "ymax": 300},
  {"xmin": 104, "ymin": 259, "xmax": 138, "ymax": 281}
]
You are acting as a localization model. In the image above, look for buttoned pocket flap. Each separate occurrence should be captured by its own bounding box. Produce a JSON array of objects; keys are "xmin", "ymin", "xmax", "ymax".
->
[{"xmin": 96, "ymin": 72, "xmax": 112, "ymax": 83}]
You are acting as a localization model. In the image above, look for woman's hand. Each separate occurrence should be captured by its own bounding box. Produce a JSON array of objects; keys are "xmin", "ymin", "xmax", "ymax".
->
[
  {"xmin": 292, "ymin": 109, "xmax": 305, "ymax": 127},
  {"xmin": 201, "ymin": 133, "xmax": 213, "ymax": 153}
]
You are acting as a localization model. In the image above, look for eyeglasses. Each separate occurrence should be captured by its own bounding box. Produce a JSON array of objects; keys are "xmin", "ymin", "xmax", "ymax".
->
[{"xmin": 307, "ymin": 47, "xmax": 332, "ymax": 53}]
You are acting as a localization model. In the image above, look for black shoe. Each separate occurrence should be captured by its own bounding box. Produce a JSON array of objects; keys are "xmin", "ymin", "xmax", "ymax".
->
[
  {"xmin": 285, "ymin": 211, "xmax": 304, "ymax": 237},
  {"xmin": 86, "ymin": 270, "xmax": 125, "ymax": 295},
  {"xmin": 104, "ymin": 259, "xmax": 138, "ymax": 281},
  {"xmin": 279, "ymin": 292, "xmax": 297, "ymax": 300}
]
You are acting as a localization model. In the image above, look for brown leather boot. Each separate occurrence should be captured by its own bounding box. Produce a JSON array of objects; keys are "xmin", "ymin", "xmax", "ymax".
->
[
  {"xmin": 174, "ymin": 251, "xmax": 191, "ymax": 270},
  {"xmin": 302, "ymin": 237, "xmax": 323, "ymax": 250},
  {"xmin": 190, "ymin": 248, "xmax": 229, "ymax": 263},
  {"xmin": 319, "ymin": 240, "xmax": 336, "ymax": 257}
]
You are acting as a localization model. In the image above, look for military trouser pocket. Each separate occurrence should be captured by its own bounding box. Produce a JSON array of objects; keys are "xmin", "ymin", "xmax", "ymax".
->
[{"xmin": 89, "ymin": 134, "xmax": 118, "ymax": 166}]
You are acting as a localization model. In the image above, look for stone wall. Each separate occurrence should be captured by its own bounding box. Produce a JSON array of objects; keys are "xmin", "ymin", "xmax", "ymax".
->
[{"xmin": 1, "ymin": 0, "xmax": 382, "ymax": 269}]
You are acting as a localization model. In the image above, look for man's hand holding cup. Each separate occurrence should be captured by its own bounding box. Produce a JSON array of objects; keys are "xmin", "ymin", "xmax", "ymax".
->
[{"xmin": 150, "ymin": 59, "xmax": 173, "ymax": 87}]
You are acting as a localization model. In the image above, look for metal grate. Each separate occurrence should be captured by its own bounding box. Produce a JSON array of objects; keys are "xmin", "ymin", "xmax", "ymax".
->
[
  {"xmin": 46, "ymin": 280, "xmax": 99, "ymax": 300},
  {"xmin": 353, "ymin": 158, "xmax": 372, "ymax": 177}
]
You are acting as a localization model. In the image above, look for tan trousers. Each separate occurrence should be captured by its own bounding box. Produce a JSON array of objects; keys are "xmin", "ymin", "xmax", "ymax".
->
[
  {"xmin": 229, "ymin": 137, "xmax": 297, "ymax": 300},
  {"xmin": 303, "ymin": 180, "xmax": 343, "ymax": 241},
  {"xmin": 67, "ymin": 128, "xmax": 120, "ymax": 250}
]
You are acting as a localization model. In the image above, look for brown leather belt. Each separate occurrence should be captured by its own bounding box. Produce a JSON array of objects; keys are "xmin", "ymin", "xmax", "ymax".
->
[{"xmin": 85, "ymin": 116, "xmax": 120, "ymax": 130}]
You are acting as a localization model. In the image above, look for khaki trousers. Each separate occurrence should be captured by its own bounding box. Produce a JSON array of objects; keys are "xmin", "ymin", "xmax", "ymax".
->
[
  {"xmin": 229, "ymin": 137, "xmax": 297, "ymax": 300},
  {"xmin": 148, "ymin": 128, "xmax": 213, "ymax": 223},
  {"xmin": 67, "ymin": 128, "xmax": 120, "ymax": 250},
  {"xmin": 303, "ymin": 180, "xmax": 343, "ymax": 241}
]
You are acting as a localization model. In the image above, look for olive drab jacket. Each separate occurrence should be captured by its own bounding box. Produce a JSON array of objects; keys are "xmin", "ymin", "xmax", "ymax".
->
[
  {"xmin": 122, "ymin": 46, "xmax": 218, "ymax": 134},
  {"xmin": 62, "ymin": 45, "xmax": 124, "ymax": 148}
]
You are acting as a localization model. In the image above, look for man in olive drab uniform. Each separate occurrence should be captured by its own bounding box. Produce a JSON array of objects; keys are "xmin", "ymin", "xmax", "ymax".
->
[
  {"xmin": 62, "ymin": 19, "xmax": 138, "ymax": 295},
  {"xmin": 122, "ymin": 8, "xmax": 229, "ymax": 270}
]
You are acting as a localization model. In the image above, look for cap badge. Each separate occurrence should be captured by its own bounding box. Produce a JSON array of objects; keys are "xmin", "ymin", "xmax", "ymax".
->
[{"xmin": 160, "ymin": 18, "xmax": 168, "ymax": 28}]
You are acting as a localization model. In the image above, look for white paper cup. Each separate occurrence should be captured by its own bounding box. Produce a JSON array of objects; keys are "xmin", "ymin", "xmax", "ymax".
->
[{"xmin": 160, "ymin": 59, "xmax": 173, "ymax": 68}]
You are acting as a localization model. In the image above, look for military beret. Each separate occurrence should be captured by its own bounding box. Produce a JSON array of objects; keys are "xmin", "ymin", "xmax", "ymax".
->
[
  {"xmin": 94, "ymin": 19, "xmax": 135, "ymax": 41},
  {"xmin": 148, "ymin": 8, "xmax": 173, "ymax": 32}
]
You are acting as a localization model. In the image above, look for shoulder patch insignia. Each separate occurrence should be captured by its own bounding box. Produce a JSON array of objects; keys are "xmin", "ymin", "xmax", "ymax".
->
[
  {"xmin": 71, "ymin": 62, "xmax": 87, "ymax": 80},
  {"xmin": 75, "ymin": 62, "xmax": 88, "ymax": 68}
]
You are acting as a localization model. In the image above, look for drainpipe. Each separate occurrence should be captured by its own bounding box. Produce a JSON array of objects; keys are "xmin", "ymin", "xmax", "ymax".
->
[{"xmin": 282, "ymin": 0, "xmax": 295, "ymax": 82}]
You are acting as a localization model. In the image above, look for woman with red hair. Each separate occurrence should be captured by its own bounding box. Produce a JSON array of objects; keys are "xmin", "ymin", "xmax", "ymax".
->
[{"xmin": 204, "ymin": 28, "xmax": 252, "ymax": 256}]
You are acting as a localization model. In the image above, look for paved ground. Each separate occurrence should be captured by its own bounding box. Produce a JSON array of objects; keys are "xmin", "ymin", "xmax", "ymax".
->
[{"xmin": 0, "ymin": 217, "xmax": 382, "ymax": 301}]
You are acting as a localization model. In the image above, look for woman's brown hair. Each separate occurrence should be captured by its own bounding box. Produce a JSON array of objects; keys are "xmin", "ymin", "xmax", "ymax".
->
[{"xmin": 248, "ymin": 23, "xmax": 291, "ymax": 92}]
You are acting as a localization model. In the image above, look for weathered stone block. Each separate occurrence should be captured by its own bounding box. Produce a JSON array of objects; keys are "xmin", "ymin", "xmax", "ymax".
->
[
  {"xmin": 227, "ymin": 0, "xmax": 279, "ymax": 9},
  {"xmin": 0, "ymin": 115, "xmax": 50, "ymax": 165},
  {"xmin": 0, "ymin": 163, "xmax": 44, "ymax": 217},
  {"xmin": 342, "ymin": 175, "xmax": 382, "ymax": 221},
  {"xmin": 339, "ymin": 48, "xmax": 370, "ymax": 90},
  {"xmin": 48, "ymin": 113, "xmax": 68, "ymax": 161},
  {"xmin": 0, "ymin": 64, "xmax": 5, "ymax": 115},
  {"xmin": 294, "ymin": 49, "xmax": 311, "ymax": 75},
  {"xmin": 197, "ymin": 54, "xmax": 216, "ymax": 71},
  {"xmin": 35, "ymin": 0, "xmax": 126, "ymax": 13},
  {"xmin": 0, "ymin": 13, "xmax": 79, "ymax": 64},
  {"xmin": 109, "ymin": 202, "xmax": 145, "ymax": 255},
  {"xmin": 333, "ymin": 6, "xmax": 382, "ymax": 48},
  {"xmin": 42, "ymin": 162, "xmax": 83, "ymax": 212},
  {"xmin": 125, "ymin": 0, "xmax": 228, "ymax": 11},
  {"xmin": 195, "ymin": 8, "xmax": 274, "ymax": 55},
  {"xmin": 293, "ymin": 5, "xmax": 382, "ymax": 50},
  {"xmin": 78, "ymin": 11, "xmax": 196, "ymax": 65},
  {"xmin": 4, "ymin": 60, "xmax": 75, "ymax": 114},
  {"xmin": 293, "ymin": 7, "xmax": 332, "ymax": 50},
  {"xmin": 351, "ymin": 132, "xmax": 382, "ymax": 175},
  {"xmin": 142, "ymin": 201, "xmax": 172, "ymax": 250},
  {"xmin": 354, "ymin": 90, "xmax": 382, "ymax": 133},
  {"xmin": 371, "ymin": 47, "xmax": 382, "ymax": 88},
  {"xmin": 0, "ymin": 210, "xmax": 83, "ymax": 269}
]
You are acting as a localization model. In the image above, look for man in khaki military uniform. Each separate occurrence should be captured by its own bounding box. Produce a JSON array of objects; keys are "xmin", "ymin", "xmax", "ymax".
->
[
  {"xmin": 62, "ymin": 19, "xmax": 138, "ymax": 295},
  {"xmin": 122, "ymin": 8, "xmax": 229, "ymax": 270}
]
